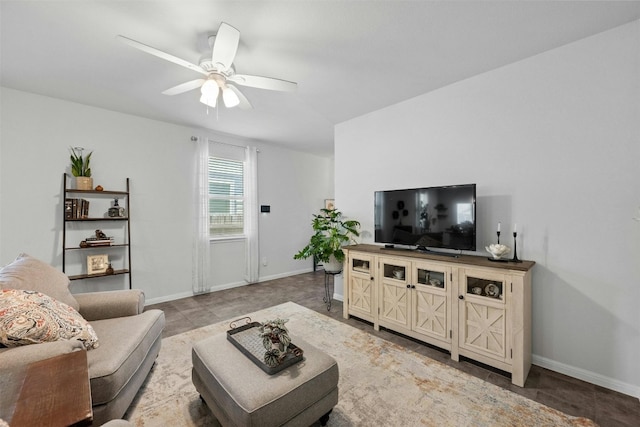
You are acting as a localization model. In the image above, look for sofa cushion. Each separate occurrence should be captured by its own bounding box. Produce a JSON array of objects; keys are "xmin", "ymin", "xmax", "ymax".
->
[
  {"xmin": 0, "ymin": 289, "xmax": 99, "ymax": 350},
  {"xmin": 87, "ymin": 309, "xmax": 165, "ymax": 405},
  {"xmin": 0, "ymin": 253, "xmax": 78, "ymax": 311}
]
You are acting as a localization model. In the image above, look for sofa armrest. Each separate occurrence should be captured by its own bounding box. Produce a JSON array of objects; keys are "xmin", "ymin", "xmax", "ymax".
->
[
  {"xmin": 0, "ymin": 340, "xmax": 85, "ymax": 371},
  {"xmin": 75, "ymin": 289, "xmax": 145, "ymax": 321}
]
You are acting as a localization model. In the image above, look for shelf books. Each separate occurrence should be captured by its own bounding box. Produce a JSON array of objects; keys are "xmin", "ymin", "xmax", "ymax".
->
[
  {"xmin": 85, "ymin": 240, "xmax": 113, "ymax": 247},
  {"xmin": 65, "ymin": 198, "xmax": 90, "ymax": 219},
  {"xmin": 84, "ymin": 242, "xmax": 113, "ymax": 247},
  {"xmin": 81, "ymin": 236, "xmax": 114, "ymax": 247}
]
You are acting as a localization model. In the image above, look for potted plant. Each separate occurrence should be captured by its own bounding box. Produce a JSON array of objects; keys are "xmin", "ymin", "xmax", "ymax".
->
[
  {"xmin": 259, "ymin": 318, "xmax": 302, "ymax": 367},
  {"xmin": 69, "ymin": 147, "xmax": 93, "ymax": 190},
  {"xmin": 294, "ymin": 208, "xmax": 360, "ymax": 273}
]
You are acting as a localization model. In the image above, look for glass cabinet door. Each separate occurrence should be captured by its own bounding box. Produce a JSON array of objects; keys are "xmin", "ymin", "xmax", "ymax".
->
[
  {"xmin": 381, "ymin": 261, "xmax": 407, "ymax": 282},
  {"xmin": 351, "ymin": 257, "xmax": 371, "ymax": 274},
  {"xmin": 466, "ymin": 276, "xmax": 504, "ymax": 301},
  {"xmin": 412, "ymin": 261, "xmax": 450, "ymax": 342},
  {"xmin": 416, "ymin": 266, "xmax": 446, "ymax": 290},
  {"xmin": 347, "ymin": 253, "xmax": 375, "ymax": 322},
  {"xmin": 458, "ymin": 269, "xmax": 508, "ymax": 361},
  {"xmin": 378, "ymin": 258, "xmax": 411, "ymax": 329}
]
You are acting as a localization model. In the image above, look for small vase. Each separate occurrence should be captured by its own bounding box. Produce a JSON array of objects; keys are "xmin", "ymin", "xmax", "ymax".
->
[{"xmin": 75, "ymin": 176, "xmax": 93, "ymax": 190}]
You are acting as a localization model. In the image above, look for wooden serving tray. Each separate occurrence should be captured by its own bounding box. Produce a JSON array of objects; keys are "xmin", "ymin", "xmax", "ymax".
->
[{"xmin": 227, "ymin": 319, "xmax": 303, "ymax": 375}]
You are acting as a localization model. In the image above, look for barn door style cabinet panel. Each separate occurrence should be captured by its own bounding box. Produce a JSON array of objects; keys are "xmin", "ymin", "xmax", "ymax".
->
[
  {"xmin": 62, "ymin": 174, "xmax": 132, "ymax": 289},
  {"xmin": 412, "ymin": 260, "xmax": 452, "ymax": 345},
  {"xmin": 376, "ymin": 257, "xmax": 453, "ymax": 353},
  {"xmin": 456, "ymin": 267, "xmax": 532, "ymax": 386},
  {"xmin": 345, "ymin": 253, "xmax": 376, "ymax": 323},
  {"xmin": 343, "ymin": 244, "xmax": 534, "ymax": 386}
]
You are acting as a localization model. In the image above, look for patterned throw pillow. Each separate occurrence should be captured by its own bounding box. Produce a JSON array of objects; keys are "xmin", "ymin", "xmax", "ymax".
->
[{"xmin": 0, "ymin": 289, "xmax": 99, "ymax": 350}]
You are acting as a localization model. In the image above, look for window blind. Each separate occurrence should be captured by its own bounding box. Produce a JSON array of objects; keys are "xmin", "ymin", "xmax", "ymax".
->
[{"xmin": 208, "ymin": 157, "xmax": 244, "ymax": 236}]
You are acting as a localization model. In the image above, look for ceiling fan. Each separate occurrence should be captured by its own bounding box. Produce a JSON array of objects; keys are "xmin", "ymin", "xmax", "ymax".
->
[{"xmin": 117, "ymin": 22, "xmax": 297, "ymax": 110}]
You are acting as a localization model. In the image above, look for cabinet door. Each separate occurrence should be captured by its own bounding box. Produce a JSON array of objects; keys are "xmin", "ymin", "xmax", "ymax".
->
[
  {"xmin": 378, "ymin": 258, "xmax": 411, "ymax": 330},
  {"xmin": 412, "ymin": 261, "xmax": 450, "ymax": 342},
  {"xmin": 458, "ymin": 269, "xmax": 508, "ymax": 361},
  {"xmin": 347, "ymin": 253, "xmax": 375, "ymax": 321}
]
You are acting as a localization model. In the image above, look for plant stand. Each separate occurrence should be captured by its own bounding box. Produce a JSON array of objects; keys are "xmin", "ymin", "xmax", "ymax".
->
[{"xmin": 324, "ymin": 270, "xmax": 341, "ymax": 311}]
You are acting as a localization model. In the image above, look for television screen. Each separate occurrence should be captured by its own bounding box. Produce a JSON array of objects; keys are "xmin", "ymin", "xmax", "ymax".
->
[{"xmin": 374, "ymin": 184, "xmax": 476, "ymax": 251}]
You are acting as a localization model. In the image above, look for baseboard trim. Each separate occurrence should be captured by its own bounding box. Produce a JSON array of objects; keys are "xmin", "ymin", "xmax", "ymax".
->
[
  {"xmin": 259, "ymin": 268, "xmax": 313, "ymax": 282},
  {"xmin": 145, "ymin": 269, "xmax": 315, "ymax": 306},
  {"xmin": 145, "ymin": 291, "xmax": 195, "ymax": 306},
  {"xmin": 532, "ymin": 354, "xmax": 640, "ymax": 399}
]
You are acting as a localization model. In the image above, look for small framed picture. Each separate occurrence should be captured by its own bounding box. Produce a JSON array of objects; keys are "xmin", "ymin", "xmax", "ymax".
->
[
  {"xmin": 87, "ymin": 254, "xmax": 109, "ymax": 275},
  {"xmin": 324, "ymin": 199, "xmax": 335, "ymax": 210}
]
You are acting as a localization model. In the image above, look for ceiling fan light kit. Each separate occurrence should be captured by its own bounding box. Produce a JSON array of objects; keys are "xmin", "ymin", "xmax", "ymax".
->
[
  {"xmin": 201, "ymin": 79, "xmax": 218, "ymax": 96},
  {"xmin": 200, "ymin": 80, "xmax": 218, "ymax": 108},
  {"xmin": 222, "ymin": 86, "xmax": 240, "ymax": 108},
  {"xmin": 118, "ymin": 22, "xmax": 297, "ymax": 111}
]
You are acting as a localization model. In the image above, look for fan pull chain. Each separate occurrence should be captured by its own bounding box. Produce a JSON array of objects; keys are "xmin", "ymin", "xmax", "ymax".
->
[{"xmin": 203, "ymin": 98, "xmax": 219, "ymax": 120}]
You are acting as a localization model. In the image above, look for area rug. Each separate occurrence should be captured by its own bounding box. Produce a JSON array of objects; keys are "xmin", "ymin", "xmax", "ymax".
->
[{"xmin": 125, "ymin": 302, "xmax": 596, "ymax": 426}]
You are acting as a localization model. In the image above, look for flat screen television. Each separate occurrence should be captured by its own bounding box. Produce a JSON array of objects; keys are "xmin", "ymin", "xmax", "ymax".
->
[{"xmin": 374, "ymin": 184, "xmax": 476, "ymax": 252}]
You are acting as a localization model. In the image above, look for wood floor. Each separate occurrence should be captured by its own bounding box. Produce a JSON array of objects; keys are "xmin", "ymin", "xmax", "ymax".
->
[{"xmin": 147, "ymin": 271, "xmax": 640, "ymax": 427}]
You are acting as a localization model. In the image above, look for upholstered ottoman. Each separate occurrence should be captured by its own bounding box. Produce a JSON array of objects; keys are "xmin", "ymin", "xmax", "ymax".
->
[{"xmin": 192, "ymin": 333, "xmax": 339, "ymax": 427}]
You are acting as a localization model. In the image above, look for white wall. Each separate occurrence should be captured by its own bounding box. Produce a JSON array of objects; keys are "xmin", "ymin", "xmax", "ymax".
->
[
  {"xmin": 335, "ymin": 21, "xmax": 640, "ymax": 397},
  {"xmin": 0, "ymin": 88, "xmax": 332, "ymax": 303},
  {"xmin": 207, "ymin": 142, "xmax": 335, "ymax": 291}
]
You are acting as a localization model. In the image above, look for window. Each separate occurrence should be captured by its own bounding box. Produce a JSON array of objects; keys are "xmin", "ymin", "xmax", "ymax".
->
[
  {"xmin": 456, "ymin": 203, "xmax": 473, "ymax": 224},
  {"xmin": 209, "ymin": 157, "xmax": 244, "ymax": 236}
]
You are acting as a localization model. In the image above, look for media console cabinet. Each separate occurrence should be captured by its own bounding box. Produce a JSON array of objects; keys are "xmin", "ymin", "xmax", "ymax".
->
[{"xmin": 342, "ymin": 244, "xmax": 535, "ymax": 386}]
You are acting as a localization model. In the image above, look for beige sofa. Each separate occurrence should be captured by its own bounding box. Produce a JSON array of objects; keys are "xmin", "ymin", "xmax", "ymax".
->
[{"xmin": 0, "ymin": 254, "xmax": 165, "ymax": 426}]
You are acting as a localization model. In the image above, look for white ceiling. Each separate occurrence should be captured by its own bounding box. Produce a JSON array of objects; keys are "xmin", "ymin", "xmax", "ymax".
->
[{"xmin": 2, "ymin": 1, "xmax": 639, "ymax": 156}]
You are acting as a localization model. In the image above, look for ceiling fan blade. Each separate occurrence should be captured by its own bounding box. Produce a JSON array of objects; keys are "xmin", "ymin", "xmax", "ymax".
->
[
  {"xmin": 227, "ymin": 84, "xmax": 252, "ymax": 110},
  {"xmin": 162, "ymin": 79, "xmax": 205, "ymax": 95},
  {"xmin": 211, "ymin": 22, "xmax": 240, "ymax": 71},
  {"xmin": 228, "ymin": 74, "xmax": 297, "ymax": 92},
  {"xmin": 117, "ymin": 35, "xmax": 207, "ymax": 76}
]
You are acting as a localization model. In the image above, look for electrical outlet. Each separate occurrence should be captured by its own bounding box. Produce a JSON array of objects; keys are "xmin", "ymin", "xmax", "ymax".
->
[{"xmin": 262, "ymin": 257, "xmax": 268, "ymax": 266}]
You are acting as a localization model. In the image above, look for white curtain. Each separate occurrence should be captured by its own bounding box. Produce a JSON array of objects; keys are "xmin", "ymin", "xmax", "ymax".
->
[
  {"xmin": 193, "ymin": 138, "xmax": 210, "ymax": 294},
  {"xmin": 244, "ymin": 146, "xmax": 259, "ymax": 283}
]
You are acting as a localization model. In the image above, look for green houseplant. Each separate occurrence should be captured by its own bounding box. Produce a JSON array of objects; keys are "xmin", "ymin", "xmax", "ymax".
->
[
  {"xmin": 294, "ymin": 208, "xmax": 360, "ymax": 273},
  {"xmin": 69, "ymin": 147, "xmax": 93, "ymax": 190},
  {"xmin": 259, "ymin": 318, "xmax": 295, "ymax": 367}
]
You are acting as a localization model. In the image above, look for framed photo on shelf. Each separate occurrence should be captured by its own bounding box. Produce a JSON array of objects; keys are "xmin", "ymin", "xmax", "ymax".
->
[
  {"xmin": 324, "ymin": 199, "xmax": 335, "ymax": 210},
  {"xmin": 87, "ymin": 254, "xmax": 109, "ymax": 275}
]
